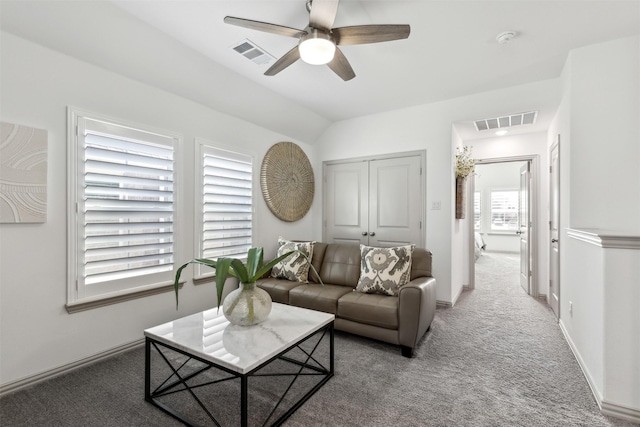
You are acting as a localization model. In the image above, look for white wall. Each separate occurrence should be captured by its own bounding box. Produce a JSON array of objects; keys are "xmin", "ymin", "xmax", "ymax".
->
[
  {"xmin": 0, "ymin": 32, "xmax": 318, "ymax": 388},
  {"xmin": 474, "ymin": 161, "xmax": 527, "ymax": 253},
  {"xmin": 313, "ymin": 79, "xmax": 561, "ymax": 305},
  {"xmin": 550, "ymin": 35, "xmax": 640, "ymax": 420},
  {"xmin": 568, "ymin": 36, "xmax": 640, "ymax": 232}
]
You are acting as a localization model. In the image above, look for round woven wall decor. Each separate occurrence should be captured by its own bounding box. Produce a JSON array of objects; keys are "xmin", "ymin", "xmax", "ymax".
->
[{"xmin": 260, "ymin": 142, "xmax": 314, "ymax": 222}]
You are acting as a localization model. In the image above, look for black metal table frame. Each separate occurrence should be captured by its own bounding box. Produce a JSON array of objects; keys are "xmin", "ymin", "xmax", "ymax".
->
[{"xmin": 145, "ymin": 322, "xmax": 334, "ymax": 427}]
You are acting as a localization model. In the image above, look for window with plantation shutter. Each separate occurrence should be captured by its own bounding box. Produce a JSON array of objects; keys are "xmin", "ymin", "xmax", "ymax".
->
[
  {"xmin": 474, "ymin": 191, "xmax": 481, "ymax": 231},
  {"xmin": 490, "ymin": 189, "xmax": 519, "ymax": 232},
  {"xmin": 67, "ymin": 110, "xmax": 180, "ymax": 310},
  {"xmin": 198, "ymin": 143, "xmax": 253, "ymax": 278}
]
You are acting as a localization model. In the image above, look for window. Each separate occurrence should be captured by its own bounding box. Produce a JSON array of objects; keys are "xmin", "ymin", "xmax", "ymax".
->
[
  {"xmin": 197, "ymin": 142, "xmax": 253, "ymax": 278},
  {"xmin": 490, "ymin": 190, "xmax": 519, "ymax": 231},
  {"xmin": 474, "ymin": 191, "xmax": 481, "ymax": 231},
  {"xmin": 68, "ymin": 109, "xmax": 180, "ymax": 311}
]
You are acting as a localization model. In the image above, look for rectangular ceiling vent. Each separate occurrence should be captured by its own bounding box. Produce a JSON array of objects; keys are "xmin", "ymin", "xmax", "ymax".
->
[
  {"xmin": 474, "ymin": 111, "xmax": 538, "ymax": 132},
  {"xmin": 231, "ymin": 39, "xmax": 275, "ymax": 65}
]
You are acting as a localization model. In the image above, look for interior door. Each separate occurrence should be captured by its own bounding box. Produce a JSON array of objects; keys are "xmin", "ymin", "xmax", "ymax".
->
[
  {"xmin": 368, "ymin": 156, "xmax": 422, "ymax": 247},
  {"xmin": 549, "ymin": 140, "xmax": 560, "ymax": 319},
  {"xmin": 518, "ymin": 162, "xmax": 531, "ymax": 294},
  {"xmin": 324, "ymin": 161, "xmax": 368, "ymax": 245},
  {"xmin": 324, "ymin": 155, "xmax": 423, "ymax": 247}
]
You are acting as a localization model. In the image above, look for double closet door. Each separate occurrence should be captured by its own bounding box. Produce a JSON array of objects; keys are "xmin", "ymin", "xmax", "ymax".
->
[{"xmin": 323, "ymin": 154, "xmax": 424, "ymax": 248}]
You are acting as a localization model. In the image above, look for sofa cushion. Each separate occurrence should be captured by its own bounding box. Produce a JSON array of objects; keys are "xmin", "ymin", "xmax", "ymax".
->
[
  {"xmin": 256, "ymin": 277, "xmax": 303, "ymax": 304},
  {"xmin": 337, "ymin": 291, "xmax": 399, "ymax": 330},
  {"xmin": 319, "ymin": 244, "xmax": 361, "ymax": 287},
  {"xmin": 270, "ymin": 237, "xmax": 315, "ymax": 283},
  {"xmin": 308, "ymin": 242, "xmax": 328, "ymax": 283},
  {"xmin": 410, "ymin": 248, "xmax": 433, "ymax": 280},
  {"xmin": 289, "ymin": 284, "xmax": 353, "ymax": 314},
  {"xmin": 356, "ymin": 244, "xmax": 415, "ymax": 296}
]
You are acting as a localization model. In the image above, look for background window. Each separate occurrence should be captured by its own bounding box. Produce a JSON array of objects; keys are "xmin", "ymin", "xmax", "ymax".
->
[
  {"xmin": 474, "ymin": 191, "xmax": 481, "ymax": 231},
  {"xmin": 490, "ymin": 190, "xmax": 519, "ymax": 231},
  {"xmin": 68, "ymin": 111, "xmax": 179, "ymax": 306},
  {"xmin": 198, "ymin": 143, "xmax": 253, "ymax": 278}
]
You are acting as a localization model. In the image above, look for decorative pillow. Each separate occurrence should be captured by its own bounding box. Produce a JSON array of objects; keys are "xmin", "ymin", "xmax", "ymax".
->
[
  {"xmin": 270, "ymin": 237, "xmax": 315, "ymax": 283},
  {"xmin": 356, "ymin": 244, "xmax": 415, "ymax": 296}
]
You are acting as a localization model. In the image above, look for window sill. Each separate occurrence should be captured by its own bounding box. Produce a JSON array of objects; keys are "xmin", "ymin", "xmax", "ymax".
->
[
  {"xmin": 193, "ymin": 274, "xmax": 216, "ymax": 286},
  {"xmin": 66, "ymin": 281, "xmax": 184, "ymax": 314}
]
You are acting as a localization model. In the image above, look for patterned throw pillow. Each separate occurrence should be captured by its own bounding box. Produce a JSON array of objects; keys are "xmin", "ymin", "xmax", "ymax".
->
[
  {"xmin": 355, "ymin": 244, "xmax": 415, "ymax": 296},
  {"xmin": 270, "ymin": 237, "xmax": 315, "ymax": 283}
]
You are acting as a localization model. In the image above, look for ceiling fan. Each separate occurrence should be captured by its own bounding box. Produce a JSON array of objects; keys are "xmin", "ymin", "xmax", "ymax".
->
[{"xmin": 224, "ymin": 0, "xmax": 410, "ymax": 81}]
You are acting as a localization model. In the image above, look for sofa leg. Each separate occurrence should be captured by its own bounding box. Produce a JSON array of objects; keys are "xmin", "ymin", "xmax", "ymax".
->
[{"xmin": 401, "ymin": 345, "xmax": 414, "ymax": 358}]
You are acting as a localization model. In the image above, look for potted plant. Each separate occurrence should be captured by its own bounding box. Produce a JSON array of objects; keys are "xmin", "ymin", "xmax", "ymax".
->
[{"xmin": 174, "ymin": 247, "xmax": 318, "ymax": 326}]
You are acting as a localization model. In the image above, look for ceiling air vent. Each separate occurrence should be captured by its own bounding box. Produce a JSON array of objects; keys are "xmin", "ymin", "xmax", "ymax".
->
[
  {"xmin": 231, "ymin": 39, "xmax": 275, "ymax": 65},
  {"xmin": 474, "ymin": 111, "xmax": 538, "ymax": 132}
]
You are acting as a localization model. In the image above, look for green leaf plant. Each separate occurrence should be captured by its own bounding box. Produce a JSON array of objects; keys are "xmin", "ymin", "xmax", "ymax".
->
[{"xmin": 174, "ymin": 247, "xmax": 321, "ymax": 310}]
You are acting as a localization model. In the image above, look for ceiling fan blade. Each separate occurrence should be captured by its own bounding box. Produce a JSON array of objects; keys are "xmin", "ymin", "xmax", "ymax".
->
[
  {"xmin": 264, "ymin": 46, "xmax": 301, "ymax": 76},
  {"xmin": 224, "ymin": 16, "xmax": 306, "ymax": 38},
  {"xmin": 333, "ymin": 25, "xmax": 410, "ymax": 45},
  {"xmin": 309, "ymin": 0, "xmax": 340, "ymax": 32},
  {"xmin": 327, "ymin": 47, "xmax": 355, "ymax": 81}
]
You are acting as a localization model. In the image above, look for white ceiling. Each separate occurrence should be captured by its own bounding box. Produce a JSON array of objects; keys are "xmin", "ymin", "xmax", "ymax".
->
[{"xmin": 2, "ymin": 1, "xmax": 639, "ymax": 142}]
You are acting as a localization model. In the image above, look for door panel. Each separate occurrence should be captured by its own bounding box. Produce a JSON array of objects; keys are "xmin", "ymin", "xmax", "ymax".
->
[
  {"xmin": 324, "ymin": 162, "xmax": 368, "ymax": 245},
  {"xmin": 519, "ymin": 163, "xmax": 531, "ymax": 294},
  {"xmin": 369, "ymin": 157, "xmax": 422, "ymax": 247},
  {"xmin": 549, "ymin": 141, "xmax": 560, "ymax": 318},
  {"xmin": 324, "ymin": 156, "xmax": 423, "ymax": 248}
]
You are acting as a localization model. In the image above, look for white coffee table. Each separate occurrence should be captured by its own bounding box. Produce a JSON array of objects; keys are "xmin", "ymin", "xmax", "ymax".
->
[{"xmin": 144, "ymin": 302, "xmax": 335, "ymax": 426}]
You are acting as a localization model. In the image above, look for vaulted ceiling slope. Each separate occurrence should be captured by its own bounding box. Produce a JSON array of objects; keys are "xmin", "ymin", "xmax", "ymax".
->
[
  {"xmin": 0, "ymin": 0, "xmax": 331, "ymax": 142},
  {"xmin": 2, "ymin": 1, "xmax": 639, "ymax": 142}
]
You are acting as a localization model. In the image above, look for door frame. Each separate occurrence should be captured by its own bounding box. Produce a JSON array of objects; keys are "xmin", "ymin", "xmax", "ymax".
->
[
  {"xmin": 467, "ymin": 155, "xmax": 540, "ymax": 297},
  {"xmin": 322, "ymin": 150, "xmax": 426, "ymax": 248},
  {"xmin": 549, "ymin": 136, "xmax": 561, "ymax": 319}
]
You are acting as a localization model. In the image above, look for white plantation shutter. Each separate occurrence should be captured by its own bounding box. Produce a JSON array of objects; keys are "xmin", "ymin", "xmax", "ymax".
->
[
  {"xmin": 474, "ymin": 191, "xmax": 481, "ymax": 231},
  {"xmin": 200, "ymin": 145, "xmax": 253, "ymax": 267},
  {"xmin": 490, "ymin": 190, "xmax": 519, "ymax": 231},
  {"xmin": 72, "ymin": 116, "xmax": 178, "ymax": 300}
]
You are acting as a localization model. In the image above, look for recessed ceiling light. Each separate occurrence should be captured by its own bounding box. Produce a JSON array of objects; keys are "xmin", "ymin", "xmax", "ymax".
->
[{"xmin": 495, "ymin": 130, "xmax": 508, "ymax": 136}]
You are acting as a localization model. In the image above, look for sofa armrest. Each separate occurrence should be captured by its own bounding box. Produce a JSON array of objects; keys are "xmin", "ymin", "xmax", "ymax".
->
[{"xmin": 397, "ymin": 277, "xmax": 437, "ymax": 354}]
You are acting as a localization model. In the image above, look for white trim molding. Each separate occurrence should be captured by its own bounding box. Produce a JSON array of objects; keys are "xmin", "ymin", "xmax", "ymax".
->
[{"xmin": 567, "ymin": 228, "xmax": 640, "ymax": 250}]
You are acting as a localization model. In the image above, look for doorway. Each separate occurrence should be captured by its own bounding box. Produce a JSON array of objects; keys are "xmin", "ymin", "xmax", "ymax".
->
[{"xmin": 468, "ymin": 156, "xmax": 539, "ymax": 298}]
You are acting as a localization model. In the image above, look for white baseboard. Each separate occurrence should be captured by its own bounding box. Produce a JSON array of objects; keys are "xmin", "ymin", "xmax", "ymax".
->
[
  {"xmin": 436, "ymin": 300, "xmax": 452, "ymax": 308},
  {"xmin": 558, "ymin": 320, "xmax": 640, "ymax": 424},
  {"xmin": 437, "ymin": 285, "xmax": 466, "ymax": 308},
  {"xmin": 601, "ymin": 400, "xmax": 640, "ymax": 424},
  {"xmin": 558, "ymin": 320, "xmax": 603, "ymax": 404},
  {"xmin": 0, "ymin": 338, "xmax": 144, "ymax": 397}
]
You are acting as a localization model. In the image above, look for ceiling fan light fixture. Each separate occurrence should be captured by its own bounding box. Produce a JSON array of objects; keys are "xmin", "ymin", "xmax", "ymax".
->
[{"xmin": 299, "ymin": 29, "xmax": 336, "ymax": 65}]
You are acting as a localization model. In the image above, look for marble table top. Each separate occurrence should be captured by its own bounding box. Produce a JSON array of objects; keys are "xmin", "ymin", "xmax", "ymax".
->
[{"xmin": 144, "ymin": 303, "xmax": 334, "ymax": 374}]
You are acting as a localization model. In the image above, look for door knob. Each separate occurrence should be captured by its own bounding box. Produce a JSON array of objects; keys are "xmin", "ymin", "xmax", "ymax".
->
[
  {"xmin": 369, "ymin": 232, "xmax": 376, "ymax": 236},
  {"xmin": 362, "ymin": 232, "xmax": 368, "ymax": 236},
  {"xmin": 516, "ymin": 231, "xmax": 523, "ymax": 235},
  {"xmin": 551, "ymin": 239, "xmax": 558, "ymax": 243}
]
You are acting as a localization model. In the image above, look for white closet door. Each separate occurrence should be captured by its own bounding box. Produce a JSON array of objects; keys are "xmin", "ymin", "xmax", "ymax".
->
[
  {"xmin": 369, "ymin": 156, "xmax": 422, "ymax": 247},
  {"xmin": 324, "ymin": 161, "xmax": 369, "ymax": 245},
  {"xmin": 324, "ymin": 155, "xmax": 423, "ymax": 248}
]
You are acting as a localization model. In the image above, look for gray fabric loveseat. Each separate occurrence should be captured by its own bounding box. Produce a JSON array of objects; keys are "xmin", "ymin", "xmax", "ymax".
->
[{"xmin": 256, "ymin": 242, "xmax": 436, "ymax": 357}]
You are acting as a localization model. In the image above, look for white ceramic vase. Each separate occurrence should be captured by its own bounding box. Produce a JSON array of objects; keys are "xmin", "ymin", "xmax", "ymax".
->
[{"xmin": 222, "ymin": 283, "xmax": 272, "ymax": 326}]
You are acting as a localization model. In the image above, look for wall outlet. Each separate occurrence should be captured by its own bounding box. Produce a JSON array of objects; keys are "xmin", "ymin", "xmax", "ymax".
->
[
  {"xmin": 432, "ymin": 201, "xmax": 441, "ymax": 210},
  {"xmin": 569, "ymin": 301, "xmax": 573, "ymax": 315}
]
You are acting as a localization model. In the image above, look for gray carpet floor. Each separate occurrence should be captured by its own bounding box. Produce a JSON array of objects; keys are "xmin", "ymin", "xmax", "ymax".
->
[{"xmin": 1, "ymin": 251, "xmax": 636, "ymax": 426}]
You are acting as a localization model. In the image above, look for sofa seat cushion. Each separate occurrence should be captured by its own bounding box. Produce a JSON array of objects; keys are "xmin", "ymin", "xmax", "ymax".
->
[
  {"xmin": 289, "ymin": 284, "xmax": 353, "ymax": 314},
  {"xmin": 256, "ymin": 278, "xmax": 303, "ymax": 304},
  {"xmin": 337, "ymin": 291, "xmax": 399, "ymax": 330}
]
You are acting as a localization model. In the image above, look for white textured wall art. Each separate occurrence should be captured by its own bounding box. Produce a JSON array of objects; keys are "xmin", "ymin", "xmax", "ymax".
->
[{"xmin": 0, "ymin": 122, "xmax": 48, "ymax": 223}]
